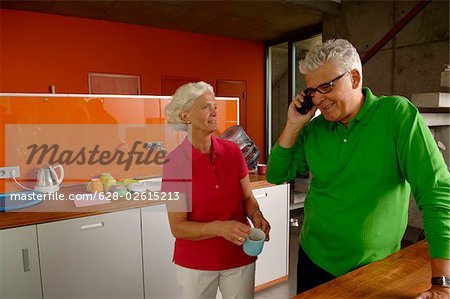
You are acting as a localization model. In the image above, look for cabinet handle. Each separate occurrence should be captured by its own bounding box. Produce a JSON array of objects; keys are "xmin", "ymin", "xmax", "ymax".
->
[
  {"xmin": 254, "ymin": 193, "xmax": 268, "ymax": 199},
  {"xmin": 22, "ymin": 248, "xmax": 30, "ymax": 272},
  {"xmin": 81, "ymin": 222, "xmax": 104, "ymax": 231}
]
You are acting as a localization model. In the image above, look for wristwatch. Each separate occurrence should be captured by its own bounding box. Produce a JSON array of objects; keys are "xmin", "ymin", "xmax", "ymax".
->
[{"xmin": 431, "ymin": 276, "xmax": 450, "ymax": 288}]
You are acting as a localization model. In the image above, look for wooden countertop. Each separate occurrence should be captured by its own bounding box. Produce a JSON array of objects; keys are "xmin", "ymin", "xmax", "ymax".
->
[
  {"xmin": 0, "ymin": 173, "xmax": 274, "ymax": 229},
  {"xmin": 294, "ymin": 240, "xmax": 431, "ymax": 299}
]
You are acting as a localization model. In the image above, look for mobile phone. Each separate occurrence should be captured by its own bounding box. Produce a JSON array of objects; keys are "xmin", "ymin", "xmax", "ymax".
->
[{"xmin": 296, "ymin": 90, "xmax": 314, "ymax": 115}]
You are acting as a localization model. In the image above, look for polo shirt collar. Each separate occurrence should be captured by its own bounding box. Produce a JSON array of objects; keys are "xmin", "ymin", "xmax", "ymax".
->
[
  {"xmin": 354, "ymin": 87, "xmax": 378, "ymax": 124},
  {"xmin": 331, "ymin": 87, "xmax": 379, "ymax": 129},
  {"xmin": 182, "ymin": 135, "xmax": 223, "ymax": 161}
]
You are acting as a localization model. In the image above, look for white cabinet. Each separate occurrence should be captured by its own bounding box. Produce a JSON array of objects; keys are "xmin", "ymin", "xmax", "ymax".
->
[
  {"xmin": 0, "ymin": 183, "xmax": 289, "ymax": 298},
  {"xmin": 141, "ymin": 204, "xmax": 182, "ymax": 298},
  {"xmin": 141, "ymin": 184, "xmax": 290, "ymax": 297},
  {"xmin": 0, "ymin": 225, "xmax": 42, "ymax": 299},
  {"xmin": 37, "ymin": 209, "xmax": 143, "ymax": 299},
  {"xmin": 253, "ymin": 184, "xmax": 289, "ymax": 287}
]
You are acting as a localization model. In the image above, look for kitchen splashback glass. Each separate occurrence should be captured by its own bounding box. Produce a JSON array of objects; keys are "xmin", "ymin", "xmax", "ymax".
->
[{"xmin": 1, "ymin": 94, "xmax": 239, "ymax": 194}]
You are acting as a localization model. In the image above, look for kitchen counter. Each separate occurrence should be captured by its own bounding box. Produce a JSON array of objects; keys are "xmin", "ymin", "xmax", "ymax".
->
[
  {"xmin": 0, "ymin": 173, "xmax": 273, "ymax": 229},
  {"xmin": 294, "ymin": 240, "xmax": 431, "ymax": 298}
]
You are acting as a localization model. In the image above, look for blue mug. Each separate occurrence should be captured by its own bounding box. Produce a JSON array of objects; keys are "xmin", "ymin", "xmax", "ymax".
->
[{"xmin": 243, "ymin": 228, "xmax": 265, "ymax": 256}]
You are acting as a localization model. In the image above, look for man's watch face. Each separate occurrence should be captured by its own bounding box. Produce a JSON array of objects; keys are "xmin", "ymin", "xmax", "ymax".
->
[{"xmin": 431, "ymin": 276, "xmax": 450, "ymax": 287}]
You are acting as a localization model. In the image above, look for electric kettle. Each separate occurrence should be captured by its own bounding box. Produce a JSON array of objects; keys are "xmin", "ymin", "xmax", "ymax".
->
[{"xmin": 35, "ymin": 164, "xmax": 65, "ymax": 193}]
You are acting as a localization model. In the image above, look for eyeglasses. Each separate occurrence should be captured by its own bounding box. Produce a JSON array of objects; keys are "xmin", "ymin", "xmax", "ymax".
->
[{"xmin": 303, "ymin": 72, "xmax": 349, "ymax": 96}]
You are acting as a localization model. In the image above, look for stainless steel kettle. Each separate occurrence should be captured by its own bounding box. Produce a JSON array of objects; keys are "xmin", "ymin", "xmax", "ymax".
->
[{"xmin": 35, "ymin": 164, "xmax": 64, "ymax": 193}]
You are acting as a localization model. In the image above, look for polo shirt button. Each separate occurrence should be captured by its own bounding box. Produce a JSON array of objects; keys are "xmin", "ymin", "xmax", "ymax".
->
[
  {"xmin": 343, "ymin": 139, "xmax": 348, "ymax": 143},
  {"xmin": 215, "ymin": 185, "xmax": 219, "ymax": 189}
]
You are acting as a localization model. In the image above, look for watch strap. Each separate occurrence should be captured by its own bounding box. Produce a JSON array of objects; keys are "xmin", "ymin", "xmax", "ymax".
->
[{"xmin": 431, "ymin": 276, "xmax": 450, "ymax": 288}]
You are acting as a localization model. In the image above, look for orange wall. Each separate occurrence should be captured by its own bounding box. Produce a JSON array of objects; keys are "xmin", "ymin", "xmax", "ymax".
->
[{"xmin": 0, "ymin": 9, "xmax": 266, "ymax": 161}]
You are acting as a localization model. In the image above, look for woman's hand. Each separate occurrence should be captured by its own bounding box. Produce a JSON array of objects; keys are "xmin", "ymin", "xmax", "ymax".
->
[
  {"xmin": 216, "ymin": 220, "xmax": 251, "ymax": 246},
  {"xmin": 251, "ymin": 210, "xmax": 271, "ymax": 241}
]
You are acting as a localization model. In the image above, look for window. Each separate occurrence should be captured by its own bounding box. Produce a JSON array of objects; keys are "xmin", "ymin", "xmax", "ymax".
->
[{"xmin": 266, "ymin": 34, "xmax": 322, "ymax": 155}]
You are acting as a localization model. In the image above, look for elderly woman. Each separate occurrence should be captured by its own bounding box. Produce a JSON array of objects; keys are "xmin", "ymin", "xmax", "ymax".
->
[{"xmin": 162, "ymin": 81, "xmax": 270, "ymax": 299}]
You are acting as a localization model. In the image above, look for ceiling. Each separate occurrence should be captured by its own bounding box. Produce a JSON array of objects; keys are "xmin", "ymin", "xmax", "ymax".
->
[{"xmin": 0, "ymin": 0, "xmax": 340, "ymax": 42}]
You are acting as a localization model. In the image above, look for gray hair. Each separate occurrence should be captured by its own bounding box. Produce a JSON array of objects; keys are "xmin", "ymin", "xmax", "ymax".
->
[
  {"xmin": 164, "ymin": 81, "xmax": 214, "ymax": 131},
  {"xmin": 298, "ymin": 39, "xmax": 362, "ymax": 76}
]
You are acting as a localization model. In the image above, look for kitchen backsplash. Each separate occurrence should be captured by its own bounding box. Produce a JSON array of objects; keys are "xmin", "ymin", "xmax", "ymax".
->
[{"xmin": 1, "ymin": 94, "xmax": 239, "ymax": 192}]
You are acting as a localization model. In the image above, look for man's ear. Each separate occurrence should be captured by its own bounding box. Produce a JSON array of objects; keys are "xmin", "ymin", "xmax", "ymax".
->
[{"xmin": 351, "ymin": 69, "xmax": 361, "ymax": 89}]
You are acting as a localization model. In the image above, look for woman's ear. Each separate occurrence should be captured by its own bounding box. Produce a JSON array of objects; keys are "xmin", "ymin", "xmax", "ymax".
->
[{"xmin": 179, "ymin": 111, "xmax": 190, "ymax": 124}]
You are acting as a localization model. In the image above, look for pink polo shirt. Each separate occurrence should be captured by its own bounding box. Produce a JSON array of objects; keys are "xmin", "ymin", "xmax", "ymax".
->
[{"xmin": 161, "ymin": 135, "xmax": 256, "ymax": 270}]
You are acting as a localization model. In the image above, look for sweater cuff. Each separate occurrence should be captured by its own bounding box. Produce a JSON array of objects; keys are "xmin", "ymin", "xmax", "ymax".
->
[{"xmin": 428, "ymin": 238, "xmax": 450, "ymax": 259}]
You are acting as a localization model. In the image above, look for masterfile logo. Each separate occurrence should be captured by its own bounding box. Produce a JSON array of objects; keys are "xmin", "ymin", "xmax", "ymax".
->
[
  {"xmin": 25, "ymin": 141, "xmax": 168, "ymax": 171},
  {"xmin": 5, "ymin": 124, "xmax": 192, "ymax": 184}
]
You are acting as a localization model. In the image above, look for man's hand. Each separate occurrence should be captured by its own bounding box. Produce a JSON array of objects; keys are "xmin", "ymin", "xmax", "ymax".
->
[
  {"xmin": 287, "ymin": 94, "xmax": 317, "ymax": 127},
  {"xmin": 415, "ymin": 286, "xmax": 450, "ymax": 299}
]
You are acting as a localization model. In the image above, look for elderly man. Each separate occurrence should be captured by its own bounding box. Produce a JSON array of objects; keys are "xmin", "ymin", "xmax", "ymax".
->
[{"xmin": 266, "ymin": 38, "xmax": 450, "ymax": 298}]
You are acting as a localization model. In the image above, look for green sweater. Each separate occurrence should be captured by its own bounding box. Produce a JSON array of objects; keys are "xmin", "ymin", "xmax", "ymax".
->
[{"xmin": 267, "ymin": 87, "xmax": 450, "ymax": 277}]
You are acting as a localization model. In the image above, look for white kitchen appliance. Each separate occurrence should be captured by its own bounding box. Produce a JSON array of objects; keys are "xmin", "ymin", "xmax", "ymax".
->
[{"xmin": 34, "ymin": 164, "xmax": 65, "ymax": 193}]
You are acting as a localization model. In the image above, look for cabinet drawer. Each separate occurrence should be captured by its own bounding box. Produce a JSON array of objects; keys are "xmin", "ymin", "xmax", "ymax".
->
[
  {"xmin": 38, "ymin": 209, "xmax": 143, "ymax": 299},
  {"xmin": 252, "ymin": 184, "xmax": 287, "ymax": 201}
]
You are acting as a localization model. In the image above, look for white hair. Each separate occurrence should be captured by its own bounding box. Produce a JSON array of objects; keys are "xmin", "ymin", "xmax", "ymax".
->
[
  {"xmin": 164, "ymin": 81, "xmax": 214, "ymax": 131},
  {"xmin": 299, "ymin": 39, "xmax": 362, "ymax": 76}
]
